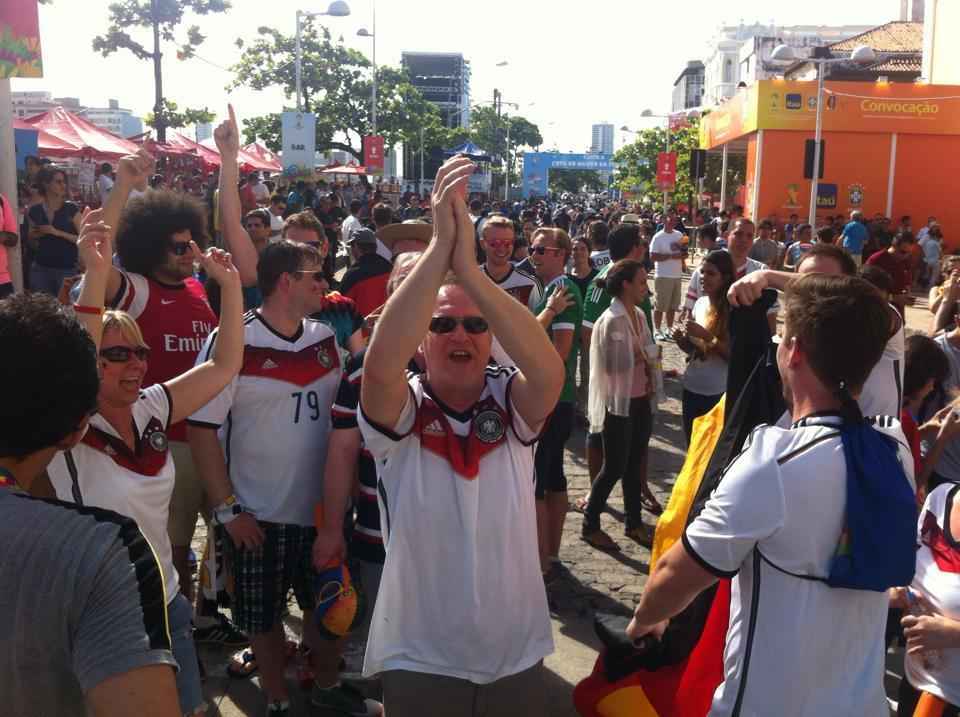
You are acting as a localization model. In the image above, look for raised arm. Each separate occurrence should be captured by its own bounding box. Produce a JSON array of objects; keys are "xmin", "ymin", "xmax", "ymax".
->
[
  {"xmin": 73, "ymin": 208, "xmax": 113, "ymax": 351},
  {"xmin": 214, "ymin": 105, "xmax": 259, "ymax": 287},
  {"xmin": 727, "ymin": 269, "xmax": 795, "ymax": 307},
  {"xmin": 452, "ymin": 198, "xmax": 564, "ymax": 429},
  {"xmin": 99, "ymin": 151, "xmax": 155, "ymax": 301},
  {"xmin": 360, "ymin": 157, "xmax": 473, "ymax": 429},
  {"xmin": 164, "ymin": 246, "xmax": 244, "ymax": 423}
]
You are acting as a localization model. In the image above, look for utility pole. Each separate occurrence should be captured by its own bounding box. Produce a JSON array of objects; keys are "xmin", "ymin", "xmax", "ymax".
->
[{"xmin": 150, "ymin": 0, "xmax": 166, "ymax": 142}]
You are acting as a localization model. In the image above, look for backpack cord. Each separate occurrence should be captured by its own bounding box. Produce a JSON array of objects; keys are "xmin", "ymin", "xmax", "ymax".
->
[{"xmin": 836, "ymin": 381, "xmax": 864, "ymax": 425}]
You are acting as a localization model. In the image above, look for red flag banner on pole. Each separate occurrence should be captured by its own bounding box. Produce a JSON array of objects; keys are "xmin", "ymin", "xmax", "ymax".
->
[
  {"xmin": 656, "ymin": 152, "xmax": 677, "ymax": 190},
  {"xmin": 363, "ymin": 135, "xmax": 385, "ymax": 173}
]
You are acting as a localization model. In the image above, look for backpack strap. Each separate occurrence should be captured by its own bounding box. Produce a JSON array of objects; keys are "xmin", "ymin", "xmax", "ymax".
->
[{"xmin": 757, "ymin": 549, "xmax": 827, "ymax": 583}]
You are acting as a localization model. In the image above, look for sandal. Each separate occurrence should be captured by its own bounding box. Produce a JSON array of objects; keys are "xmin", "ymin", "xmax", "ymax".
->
[
  {"xmin": 640, "ymin": 486, "xmax": 664, "ymax": 516},
  {"xmin": 570, "ymin": 494, "xmax": 590, "ymax": 514},
  {"xmin": 227, "ymin": 647, "xmax": 258, "ymax": 679},
  {"xmin": 625, "ymin": 524, "xmax": 656, "ymax": 549},
  {"xmin": 581, "ymin": 528, "xmax": 621, "ymax": 552}
]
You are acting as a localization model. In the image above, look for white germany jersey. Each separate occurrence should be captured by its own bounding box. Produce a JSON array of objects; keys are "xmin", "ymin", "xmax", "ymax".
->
[
  {"xmin": 357, "ymin": 367, "xmax": 554, "ymax": 683},
  {"xmin": 189, "ymin": 311, "xmax": 342, "ymax": 526},
  {"xmin": 684, "ymin": 414, "xmax": 914, "ymax": 716},
  {"xmin": 48, "ymin": 384, "xmax": 180, "ymax": 604},
  {"xmin": 482, "ymin": 264, "xmax": 543, "ymax": 312}
]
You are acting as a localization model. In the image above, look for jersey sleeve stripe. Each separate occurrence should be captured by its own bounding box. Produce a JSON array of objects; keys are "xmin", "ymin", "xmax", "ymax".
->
[
  {"xmin": 682, "ymin": 530, "xmax": 740, "ymax": 578},
  {"xmin": 552, "ymin": 322, "xmax": 575, "ymax": 331},
  {"xmin": 359, "ymin": 385, "xmax": 417, "ymax": 443},
  {"xmin": 158, "ymin": 382, "xmax": 174, "ymax": 431},
  {"xmin": 186, "ymin": 418, "xmax": 221, "ymax": 429}
]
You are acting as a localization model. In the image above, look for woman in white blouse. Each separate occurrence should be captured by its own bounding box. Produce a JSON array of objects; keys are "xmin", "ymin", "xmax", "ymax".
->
[{"xmin": 582, "ymin": 259, "xmax": 657, "ymax": 551}]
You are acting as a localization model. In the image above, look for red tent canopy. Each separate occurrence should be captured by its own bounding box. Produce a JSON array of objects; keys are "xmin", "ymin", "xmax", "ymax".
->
[
  {"xmin": 320, "ymin": 163, "xmax": 366, "ymax": 175},
  {"xmin": 13, "ymin": 118, "xmax": 77, "ymax": 156},
  {"xmin": 242, "ymin": 142, "xmax": 282, "ymax": 173},
  {"xmin": 22, "ymin": 106, "xmax": 140, "ymax": 160},
  {"xmin": 199, "ymin": 138, "xmax": 277, "ymax": 174}
]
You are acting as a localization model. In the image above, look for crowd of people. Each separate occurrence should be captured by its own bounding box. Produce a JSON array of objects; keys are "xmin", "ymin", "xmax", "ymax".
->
[{"xmin": 3, "ymin": 102, "xmax": 960, "ymax": 717}]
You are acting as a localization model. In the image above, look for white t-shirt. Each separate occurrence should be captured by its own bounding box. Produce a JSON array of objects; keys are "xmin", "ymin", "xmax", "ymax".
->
[
  {"xmin": 341, "ymin": 214, "xmax": 362, "ymax": 247},
  {"xmin": 251, "ymin": 181, "xmax": 270, "ymax": 204},
  {"xmin": 97, "ymin": 174, "xmax": 114, "ymax": 206},
  {"xmin": 590, "ymin": 249, "xmax": 611, "ymax": 270},
  {"xmin": 684, "ymin": 414, "xmax": 914, "ymax": 716},
  {"xmin": 858, "ymin": 307, "xmax": 905, "ymax": 420},
  {"xmin": 682, "ymin": 297, "xmax": 728, "ymax": 397},
  {"xmin": 357, "ymin": 368, "xmax": 554, "ymax": 683},
  {"xmin": 928, "ymin": 334, "xmax": 960, "ymax": 481},
  {"xmin": 650, "ymin": 229, "xmax": 684, "ymax": 278},
  {"xmin": 189, "ymin": 311, "xmax": 342, "ymax": 526},
  {"xmin": 47, "ymin": 384, "xmax": 180, "ymax": 604},
  {"xmin": 269, "ymin": 211, "xmax": 284, "ymax": 238}
]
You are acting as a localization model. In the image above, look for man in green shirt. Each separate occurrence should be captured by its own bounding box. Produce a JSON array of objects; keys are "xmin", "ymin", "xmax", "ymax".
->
[
  {"xmin": 531, "ymin": 227, "xmax": 583, "ymax": 581},
  {"xmin": 578, "ymin": 223, "xmax": 653, "ymax": 507}
]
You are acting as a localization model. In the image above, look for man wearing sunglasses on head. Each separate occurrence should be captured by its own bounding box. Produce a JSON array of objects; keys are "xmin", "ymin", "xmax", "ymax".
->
[
  {"xmin": 359, "ymin": 156, "xmax": 565, "ymax": 717},
  {"xmin": 479, "ymin": 215, "xmax": 543, "ymax": 311},
  {"xmin": 188, "ymin": 240, "xmax": 360, "ymax": 716}
]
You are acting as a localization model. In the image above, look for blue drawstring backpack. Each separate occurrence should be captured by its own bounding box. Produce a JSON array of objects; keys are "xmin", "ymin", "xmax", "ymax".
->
[{"xmin": 826, "ymin": 412, "xmax": 917, "ymax": 591}]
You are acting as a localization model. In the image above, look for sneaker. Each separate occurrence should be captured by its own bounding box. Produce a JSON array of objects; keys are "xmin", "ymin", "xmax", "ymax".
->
[
  {"xmin": 265, "ymin": 700, "xmax": 290, "ymax": 716},
  {"xmin": 311, "ymin": 681, "xmax": 383, "ymax": 716},
  {"xmin": 193, "ymin": 612, "xmax": 249, "ymax": 647}
]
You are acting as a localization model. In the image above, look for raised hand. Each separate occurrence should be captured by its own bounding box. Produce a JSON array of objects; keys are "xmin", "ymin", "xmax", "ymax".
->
[
  {"xmin": 116, "ymin": 150, "xmax": 155, "ymax": 192},
  {"xmin": 431, "ymin": 156, "xmax": 474, "ymax": 260},
  {"xmin": 190, "ymin": 242, "xmax": 240, "ymax": 288},
  {"xmin": 76, "ymin": 207, "xmax": 112, "ymax": 276},
  {"xmin": 727, "ymin": 270, "xmax": 770, "ymax": 307},
  {"xmin": 213, "ymin": 104, "xmax": 241, "ymax": 158}
]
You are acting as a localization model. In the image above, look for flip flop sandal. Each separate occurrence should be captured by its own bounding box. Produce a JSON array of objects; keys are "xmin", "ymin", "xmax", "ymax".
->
[
  {"xmin": 581, "ymin": 530, "xmax": 621, "ymax": 552},
  {"xmin": 226, "ymin": 647, "xmax": 258, "ymax": 679},
  {"xmin": 570, "ymin": 495, "xmax": 590, "ymax": 514},
  {"xmin": 640, "ymin": 486, "xmax": 664, "ymax": 516}
]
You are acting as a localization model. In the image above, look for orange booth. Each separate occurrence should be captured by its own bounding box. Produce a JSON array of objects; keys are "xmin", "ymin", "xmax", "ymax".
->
[{"xmin": 700, "ymin": 80, "xmax": 960, "ymax": 249}]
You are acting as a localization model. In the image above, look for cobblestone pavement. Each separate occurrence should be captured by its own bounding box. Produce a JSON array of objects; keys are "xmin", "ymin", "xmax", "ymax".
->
[{"xmin": 196, "ymin": 293, "xmax": 931, "ymax": 716}]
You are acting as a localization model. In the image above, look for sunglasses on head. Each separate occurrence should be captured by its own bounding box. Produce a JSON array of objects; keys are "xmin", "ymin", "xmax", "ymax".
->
[
  {"xmin": 530, "ymin": 245, "xmax": 563, "ymax": 256},
  {"xmin": 428, "ymin": 316, "xmax": 489, "ymax": 335},
  {"xmin": 100, "ymin": 346, "xmax": 151, "ymax": 363},
  {"xmin": 169, "ymin": 241, "xmax": 192, "ymax": 256}
]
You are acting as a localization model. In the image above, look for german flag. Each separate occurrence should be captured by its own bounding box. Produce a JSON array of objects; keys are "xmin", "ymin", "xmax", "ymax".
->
[{"xmin": 574, "ymin": 291, "xmax": 784, "ymax": 717}]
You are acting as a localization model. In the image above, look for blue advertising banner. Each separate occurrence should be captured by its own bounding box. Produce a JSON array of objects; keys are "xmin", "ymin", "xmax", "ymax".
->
[
  {"xmin": 280, "ymin": 111, "xmax": 316, "ymax": 179},
  {"xmin": 14, "ymin": 127, "xmax": 38, "ymax": 170},
  {"xmin": 522, "ymin": 152, "xmax": 614, "ymax": 198}
]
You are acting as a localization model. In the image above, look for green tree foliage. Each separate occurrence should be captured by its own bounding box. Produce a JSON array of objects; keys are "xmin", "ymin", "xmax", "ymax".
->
[
  {"xmin": 92, "ymin": 0, "xmax": 230, "ymax": 140},
  {"xmin": 231, "ymin": 20, "xmax": 439, "ymax": 162},
  {"xmin": 548, "ymin": 169, "xmax": 606, "ymax": 195},
  {"xmin": 144, "ymin": 99, "xmax": 214, "ymax": 131},
  {"xmin": 613, "ymin": 117, "xmax": 746, "ymax": 209}
]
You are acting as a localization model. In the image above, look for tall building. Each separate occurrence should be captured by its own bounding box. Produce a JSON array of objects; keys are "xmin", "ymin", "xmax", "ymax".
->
[
  {"xmin": 401, "ymin": 51, "xmax": 471, "ymax": 182},
  {"xmin": 590, "ymin": 123, "xmax": 614, "ymax": 155},
  {"xmin": 701, "ymin": 23, "xmax": 874, "ymax": 106},
  {"xmin": 672, "ymin": 61, "xmax": 705, "ymax": 112},
  {"xmin": 11, "ymin": 90, "xmax": 56, "ymax": 119},
  {"xmin": 80, "ymin": 99, "xmax": 143, "ymax": 138}
]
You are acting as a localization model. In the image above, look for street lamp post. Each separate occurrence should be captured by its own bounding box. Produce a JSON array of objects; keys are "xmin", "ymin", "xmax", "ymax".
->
[
  {"xmin": 770, "ymin": 43, "xmax": 878, "ymax": 225},
  {"xmin": 295, "ymin": 1, "xmax": 351, "ymax": 112},
  {"xmin": 357, "ymin": 1, "xmax": 377, "ymax": 135}
]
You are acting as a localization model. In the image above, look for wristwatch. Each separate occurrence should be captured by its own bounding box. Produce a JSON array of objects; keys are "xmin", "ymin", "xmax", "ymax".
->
[{"xmin": 213, "ymin": 495, "xmax": 248, "ymax": 525}]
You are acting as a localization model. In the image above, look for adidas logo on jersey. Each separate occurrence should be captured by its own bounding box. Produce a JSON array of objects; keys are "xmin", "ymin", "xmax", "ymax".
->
[
  {"xmin": 261, "ymin": 358, "xmax": 280, "ymax": 370},
  {"xmin": 423, "ymin": 419, "xmax": 445, "ymax": 436}
]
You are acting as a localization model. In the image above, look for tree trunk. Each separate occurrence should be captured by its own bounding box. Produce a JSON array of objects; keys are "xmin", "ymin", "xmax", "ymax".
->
[{"xmin": 151, "ymin": 0, "xmax": 166, "ymax": 143}]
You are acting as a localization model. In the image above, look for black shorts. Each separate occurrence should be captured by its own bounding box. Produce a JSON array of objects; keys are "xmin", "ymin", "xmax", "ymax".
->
[
  {"xmin": 535, "ymin": 401, "xmax": 574, "ymax": 498},
  {"xmin": 225, "ymin": 521, "xmax": 317, "ymax": 635}
]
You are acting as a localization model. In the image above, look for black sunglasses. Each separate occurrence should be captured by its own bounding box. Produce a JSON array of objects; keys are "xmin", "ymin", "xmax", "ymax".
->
[
  {"xmin": 530, "ymin": 245, "xmax": 562, "ymax": 256},
  {"xmin": 169, "ymin": 241, "xmax": 191, "ymax": 256},
  {"xmin": 429, "ymin": 316, "xmax": 489, "ymax": 335},
  {"xmin": 100, "ymin": 346, "xmax": 151, "ymax": 363}
]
